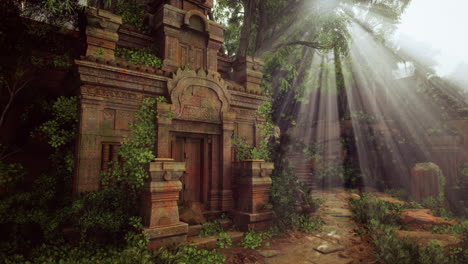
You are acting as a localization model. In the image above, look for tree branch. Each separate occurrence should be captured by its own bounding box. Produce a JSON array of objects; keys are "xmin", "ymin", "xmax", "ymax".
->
[{"xmin": 273, "ymin": 40, "xmax": 330, "ymax": 51}]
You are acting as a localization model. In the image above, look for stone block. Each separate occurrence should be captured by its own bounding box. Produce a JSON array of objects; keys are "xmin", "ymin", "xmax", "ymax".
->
[
  {"xmin": 232, "ymin": 56, "xmax": 264, "ymax": 94},
  {"xmin": 232, "ymin": 160, "xmax": 274, "ymax": 231},
  {"xmin": 410, "ymin": 162, "xmax": 444, "ymax": 202},
  {"xmin": 85, "ymin": 7, "xmax": 122, "ymax": 61}
]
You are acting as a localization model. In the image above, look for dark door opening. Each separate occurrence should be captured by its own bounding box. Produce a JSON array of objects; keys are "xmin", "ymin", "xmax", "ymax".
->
[{"xmin": 173, "ymin": 136, "xmax": 203, "ymax": 205}]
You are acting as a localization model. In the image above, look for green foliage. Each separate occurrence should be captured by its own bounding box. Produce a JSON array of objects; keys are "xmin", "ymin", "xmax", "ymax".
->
[
  {"xmin": 241, "ymin": 230, "xmax": 271, "ymax": 249},
  {"xmin": 384, "ymin": 188, "xmax": 410, "ymax": 201},
  {"xmin": 232, "ymin": 135, "xmax": 270, "ymax": 161},
  {"xmin": 432, "ymin": 220, "xmax": 468, "ymax": 235},
  {"xmin": 156, "ymin": 96, "xmax": 168, "ymax": 103},
  {"xmin": 37, "ymin": 96, "xmax": 78, "ymax": 149},
  {"xmin": 179, "ymin": 246, "xmax": 225, "ymax": 264},
  {"xmin": 115, "ymin": 47, "xmax": 162, "ymax": 68},
  {"xmin": 102, "ymin": 97, "xmax": 157, "ymax": 190},
  {"xmin": 198, "ymin": 221, "xmax": 224, "ymax": 237},
  {"xmin": 269, "ymin": 144, "xmax": 303, "ymax": 229},
  {"xmin": 420, "ymin": 193, "xmax": 451, "ymax": 218},
  {"xmin": 69, "ymin": 187, "xmax": 139, "ymax": 244},
  {"xmin": 372, "ymin": 227, "xmax": 445, "ymax": 264},
  {"xmin": 216, "ymin": 232, "xmax": 232, "ymax": 249},
  {"xmin": 292, "ymin": 215, "xmax": 324, "ymax": 234},
  {"xmin": 212, "ymin": 0, "xmax": 242, "ymax": 56},
  {"xmin": 349, "ymin": 192, "xmax": 467, "ymax": 264},
  {"xmin": 349, "ymin": 193, "xmax": 402, "ymax": 226},
  {"xmin": 115, "ymin": 0, "xmax": 148, "ymax": 32},
  {"xmin": 370, "ymin": 223, "xmax": 467, "ymax": 264},
  {"xmin": 0, "ymin": 161, "xmax": 26, "ymax": 188}
]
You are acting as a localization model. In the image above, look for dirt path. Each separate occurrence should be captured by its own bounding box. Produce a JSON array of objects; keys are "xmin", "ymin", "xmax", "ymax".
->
[{"xmin": 225, "ymin": 189, "xmax": 376, "ymax": 264}]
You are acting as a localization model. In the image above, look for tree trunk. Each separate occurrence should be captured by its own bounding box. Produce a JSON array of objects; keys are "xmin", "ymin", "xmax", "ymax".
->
[{"xmin": 236, "ymin": 0, "xmax": 256, "ymax": 57}]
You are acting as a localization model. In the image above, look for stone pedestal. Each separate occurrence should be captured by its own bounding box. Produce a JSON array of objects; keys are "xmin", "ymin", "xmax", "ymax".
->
[
  {"xmin": 141, "ymin": 158, "xmax": 188, "ymax": 248},
  {"xmin": 410, "ymin": 162, "xmax": 444, "ymax": 202},
  {"xmin": 233, "ymin": 56, "xmax": 264, "ymax": 94},
  {"xmin": 232, "ymin": 160, "xmax": 274, "ymax": 231},
  {"xmin": 85, "ymin": 8, "xmax": 122, "ymax": 61}
]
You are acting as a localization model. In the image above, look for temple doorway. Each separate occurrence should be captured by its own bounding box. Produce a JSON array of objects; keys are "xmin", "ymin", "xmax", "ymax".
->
[{"xmin": 173, "ymin": 135, "xmax": 205, "ymax": 205}]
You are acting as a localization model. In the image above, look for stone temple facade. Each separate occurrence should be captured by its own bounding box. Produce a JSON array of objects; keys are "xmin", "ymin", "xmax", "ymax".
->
[{"xmin": 73, "ymin": 0, "xmax": 273, "ymax": 246}]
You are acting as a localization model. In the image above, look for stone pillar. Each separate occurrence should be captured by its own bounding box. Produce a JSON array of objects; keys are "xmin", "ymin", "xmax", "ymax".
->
[
  {"xmin": 232, "ymin": 160, "xmax": 274, "ymax": 231},
  {"xmin": 410, "ymin": 162, "xmax": 444, "ymax": 202},
  {"xmin": 73, "ymin": 100, "xmax": 102, "ymax": 194},
  {"xmin": 142, "ymin": 158, "xmax": 188, "ymax": 248},
  {"xmin": 220, "ymin": 111, "xmax": 236, "ymax": 211},
  {"xmin": 85, "ymin": 8, "xmax": 122, "ymax": 61},
  {"xmin": 156, "ymin": 102, "xmax": 173, "ymax": 158},
  {"xmin": 232, "ymin": 56, "xmax": 264, "ymax": 94},
  {"xmin": 161, "ymin": 27, "xmax": 181, "ymax": 72},
  {"xmin": 428, "ymin": 134, "xmax": 460, "ymax": 187},
  {"xmin": 208, "ymin": 135, "xmax": 221, "ymax": 211},
  {"xmin": 207, "ymin": 39, "xmax": 222, "ymax": 72}
]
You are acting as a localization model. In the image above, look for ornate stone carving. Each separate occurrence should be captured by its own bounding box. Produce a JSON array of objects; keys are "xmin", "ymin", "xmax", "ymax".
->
[
  {"xmin": 168, "ymin": 69, "xmax": 230, "ymax": 123},
  {"xmin": 81, "ymin": 85, "xmax": 141, "ymax": 100}
]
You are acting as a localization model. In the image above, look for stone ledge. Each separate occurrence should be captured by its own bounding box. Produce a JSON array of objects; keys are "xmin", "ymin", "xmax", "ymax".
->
[{"xmin": 145, "ymin": 222, "xmax": 188, "ymax": 240}]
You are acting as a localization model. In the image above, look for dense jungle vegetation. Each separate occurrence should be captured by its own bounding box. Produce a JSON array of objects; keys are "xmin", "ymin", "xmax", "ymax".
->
[{"xmin": 1, "ymin": 0, "xmax": 467, "ymax": 263}]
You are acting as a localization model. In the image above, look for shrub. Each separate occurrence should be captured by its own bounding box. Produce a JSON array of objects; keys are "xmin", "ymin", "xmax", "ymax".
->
[
  {"xmin": 292, "ymin": 215, "xmax": 324, "ymax": 234},
  {"xmin": 432, "ymin": 220, "xmax": 468, "ymax": 235},
  {"xmin": 0, "ymin": 161, "xmax": 26, "ymax": 189},
  {"xmin": 216, "ymin": 232, "xmax": 232, "ymax": 248},
  {"xmin": 115, "ymin": 0, "xmax": 149, "ymax": 32},
  {"xmin": 198, "ymin": 221, "xmax": 224, "ymax": 237},
  {"xmin": 241, "ymin": 230, "xmax": 271, "ymax": 249},
  {"xmin": 115, "ymin": 47, "xmax": 162, "ymax": 69},
  {"xmin": 348, "ymin": 193, "xmax": 402, "ymax": 226},
  {"xmin": 180, "ymin": 246, "xmax": 225, "ymax": 264}
]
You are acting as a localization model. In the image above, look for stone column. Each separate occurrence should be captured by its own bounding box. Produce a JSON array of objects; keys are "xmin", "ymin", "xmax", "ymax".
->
[
  {"xmin": 156, "ymin": 102, "xmax": 173, "ymax": 158},
  {"xmin": 232, "ymin": 160, "xmax": 274, "ymax": 231},
  {"xmin": 73, "ymin": 99, "xmax": 102, "ymax": 194},
  {"xmin": 220, "ymin": 111, "xmax": 236, "ymax": 211},
  {"xmin": 85, "ymin": 8, "xmax": 122, "ymax": 61},
  {"xmin": 207, "ymin": 39, "xmax": 222, "ymax": 72},
  {"xmin": 142, "ymin": 158, "xmax": 188, "ymax": 248}
]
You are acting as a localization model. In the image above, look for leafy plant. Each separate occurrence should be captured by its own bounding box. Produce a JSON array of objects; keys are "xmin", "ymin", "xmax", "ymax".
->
[
  {"xmin": 180, "ymin": 246, "xmax": 225, "ymax": 264},
  {"xmin": 232, "ymin": 135, "xmax": 253, "ymax": 161},
  {"xmin": 198, "ymin": 221, "xmax": 224, "ymax": 237},
  {"xmin": 241, "ymin": 230, "xmax": 271, "ymax": 249},
  {"xmin": 37, "ymin": 96, "xmax": 78, "ymax": 149},
  {"xmin": 115, "ymin": 47, "xmax": 162, "ymax": 68},
  {"xmin": 349, "ymin": 193, "xmax": 402, "ymax": 226},
  {"xmin": 102, "ymin": 97, "xmax": 157, "ymax": 190},
  {"xmin": 292, "ymin": 215, "xmax": 324, "ymax": 233},
  {"xmin": 115, "ymin": 0, "xmax": 149, "ymax": 32},
  {"xmin": 0, "ymin": 161, "xmax": 26, "ymax": 189},
  {"xmin": 216, "ymin": 232, "xmax": 232, "ymax": 248},
  {"xmin": 432, "ymin": 220, "xmax": 468, "ymax": 235}
]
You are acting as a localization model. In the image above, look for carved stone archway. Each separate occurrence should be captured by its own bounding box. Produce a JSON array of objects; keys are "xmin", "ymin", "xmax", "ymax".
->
[{"xmin": 168, "ymin": 69, "xmax": 231, "ymax": 123}]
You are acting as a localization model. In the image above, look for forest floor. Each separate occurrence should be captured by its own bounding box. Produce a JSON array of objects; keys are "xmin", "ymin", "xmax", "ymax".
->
[{"xmin": 221, "ymin": 189, "xmax": 377, "ymax": 264}]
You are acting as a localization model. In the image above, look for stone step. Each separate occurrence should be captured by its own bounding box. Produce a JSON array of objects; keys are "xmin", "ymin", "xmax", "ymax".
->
[{"xmin": 187, "ymin": 231, "xmax": 244, "ymax": 249}]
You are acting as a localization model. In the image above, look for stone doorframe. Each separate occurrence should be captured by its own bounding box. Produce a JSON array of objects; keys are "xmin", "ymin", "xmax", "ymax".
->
[{"xmin": 156, "ymin": 69, "xmax": 236, "ymax": 212}]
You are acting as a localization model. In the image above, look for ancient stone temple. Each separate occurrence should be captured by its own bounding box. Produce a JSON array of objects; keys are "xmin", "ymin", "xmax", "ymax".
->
[{"xmin": 73, "ymin": 0, "xmax": 273, "ymax": 246}]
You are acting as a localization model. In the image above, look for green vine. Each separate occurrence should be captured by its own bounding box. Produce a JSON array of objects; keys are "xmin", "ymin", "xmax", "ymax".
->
[{"xmin": 101, "ymin": 97, "xmax": 157, "ymax": 190}]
